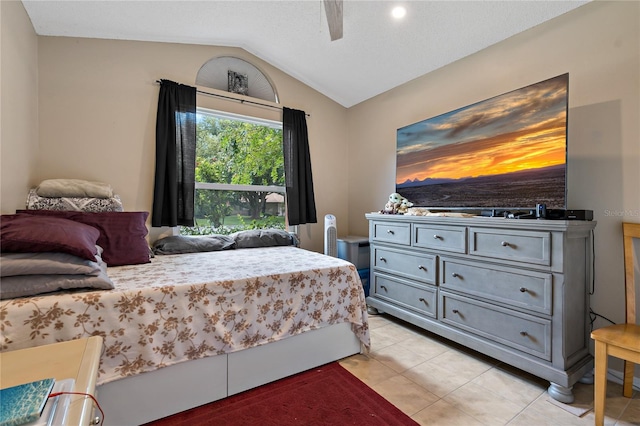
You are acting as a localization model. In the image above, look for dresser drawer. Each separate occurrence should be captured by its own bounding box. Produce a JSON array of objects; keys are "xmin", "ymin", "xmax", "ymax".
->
[
  {"xmin": 373, "ymin": 273, "xmax": 437, "ymax": 318},
  {"xmin": 440, "ymin": 292, "xmax": 551, "ymax": 360},
  {"xmin": 373, "ymin": 246, "xmax": 436, "ymax": 284},
  {"xmin": 370, "ymin": 221, "xmax": 411, "ymax": 245},
  {"xmin": 469, "ymin": 227, "xmax": 551, "ymax": 266},
  {"xmin": 413, "ymin": 224, "xmax": 466, "ymax": 253},
  {"xmin": 440, "ymin": 258, "xmax": 552, "ymax": 315}
]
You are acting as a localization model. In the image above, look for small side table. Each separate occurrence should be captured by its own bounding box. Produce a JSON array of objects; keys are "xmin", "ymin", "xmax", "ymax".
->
[{"xmin": 0, "ymin": 336, "xmax": 103, "ymax": 426}]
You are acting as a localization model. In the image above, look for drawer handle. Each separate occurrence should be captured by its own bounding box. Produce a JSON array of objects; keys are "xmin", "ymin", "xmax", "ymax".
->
[
  {"xmin": 419, "ymin": 297, "xmax": 428, "ymax": 305},
  {"xmin": 433, "ymin": 234, "xmax": 442, "ymax": 240},
  {"xmin": 418, "ymin": 265, "xmax": 427, "ymax": 271},
  {"xmin": 380, "ymin": 285, "xmax": 388, "ymax": 292},
  {"xmin": 501, "ymin": 241, "xmax": 510, "ymax": 247},
  {"xmin": 520, "ymin": 331, "xmax": 528, "ymax": 337},
  {"xmin": 379, "ymin": 257, "xmax": 387, "ymax": 262},
  {"xmin": 519, "ymin": 287, "xmax": 527, "ymax": 293},
  {"xmin": 451, "ymin": 272, "xmax": 460, "ymax": 278},
  {"xmin": 452, "ymin": 309, "xmax": 459, "ymax": 314},
  {"xmin": 387, "ymin": 229, "xmax": 395, "ymax": 235}
]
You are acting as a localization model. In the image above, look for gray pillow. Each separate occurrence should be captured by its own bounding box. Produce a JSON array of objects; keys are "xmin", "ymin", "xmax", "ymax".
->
[
  {"xmin": 152, "ymin": 235, "xmax": 236, "ymax": 255},
  {"xmin": 0, "ymin": 269, "xmax": 115, "ymax": 300},
  {"xmin": 230, "ymin": 229, "xmax": 298, "ymax": 248},
  {"xmin": 1, "ymin": 250, "xmax": 103, "ymax": 277},
  {"xmin": 0, "ymin": 248, "xmax": 114, "ymax": 299}
]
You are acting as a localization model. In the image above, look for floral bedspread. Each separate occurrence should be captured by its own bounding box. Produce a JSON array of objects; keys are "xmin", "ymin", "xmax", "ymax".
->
[{"xmin": 0, "ymin": 247, "xmax": 370, "ymax": 385}]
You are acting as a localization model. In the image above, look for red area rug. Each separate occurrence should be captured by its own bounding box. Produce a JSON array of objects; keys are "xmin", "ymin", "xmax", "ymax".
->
[{"xmin": 145, "ymin": 362, "xmax": 418, "ymax": 425}]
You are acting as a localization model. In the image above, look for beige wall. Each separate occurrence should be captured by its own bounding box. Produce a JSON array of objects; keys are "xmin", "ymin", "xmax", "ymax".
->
[
  {"xmin": 33, "ymin": 37, "xmax": 349, "ymax": 251},
  {"xmin": 2, "ymin": 0, "xmax": 639, "ymax": 377},
  {"xmin": 346, "ymin": 0, "xmax": 639, "ymax": 367},
  {"xmin": 1, "ymin": 0, "xmax": 39, "ymax": 212}
]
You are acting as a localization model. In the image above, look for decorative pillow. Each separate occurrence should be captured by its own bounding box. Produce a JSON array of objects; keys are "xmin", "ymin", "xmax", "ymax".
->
[
  {"xmin": 0, "ymin": 215, "xmax": 99, "ymax": 261},
  {"xmin": 0, "ymin": 269, "xmax": 115, "ymax": 300},
  {"xmin": 35, "ymin": 178, "xmax": 114, "ymax": 198},
  {"xmin": 26, "ymin": 189, "xmax": 124, "ymax": 212},
  {"xmin": 0, "ymin": 250, "xmax": 104, "ymax": 277},
  {"xmin": 152, "ymin": 235, "xmax": 236, "ymax": 255},
  {"xmin": 230, "ymin": 229, "xmax": 298, "ymax": 248},
  {"xmin": 16, "ymin": 210, "xmax": 150, "ymax": 266}
]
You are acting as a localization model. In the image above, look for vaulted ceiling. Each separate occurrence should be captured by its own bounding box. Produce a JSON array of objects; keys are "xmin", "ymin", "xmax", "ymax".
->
[{"xmin": 22, "ymin": 1, "xmax": 589, "ymax": 108}]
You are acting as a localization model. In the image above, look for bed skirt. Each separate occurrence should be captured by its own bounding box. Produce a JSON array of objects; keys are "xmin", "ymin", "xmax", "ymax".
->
[{"xmin": 96, "ymin": 322, "xmax": 362, "ymax": 425}]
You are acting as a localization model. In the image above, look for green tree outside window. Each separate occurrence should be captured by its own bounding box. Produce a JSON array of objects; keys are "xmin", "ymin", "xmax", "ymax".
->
[{"xmin": 184, "ymin": 111, "xmax": 285, "ymax": 235}]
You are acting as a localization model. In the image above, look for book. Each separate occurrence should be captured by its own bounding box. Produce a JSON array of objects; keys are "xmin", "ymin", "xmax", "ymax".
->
[{"xmin": 0, "ymin": 378, "xmax": 55, "ymax": 426}]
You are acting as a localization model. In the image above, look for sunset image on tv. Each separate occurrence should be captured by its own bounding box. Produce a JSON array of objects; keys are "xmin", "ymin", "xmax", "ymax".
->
[{"xmin": 396, "ymin": 74, "xmax": 568, "ymax": 209}]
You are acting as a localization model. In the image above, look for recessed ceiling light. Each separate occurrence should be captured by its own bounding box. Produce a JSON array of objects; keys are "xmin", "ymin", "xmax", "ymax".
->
[{"xmin": 391, "ymin": 6, "xmax": 406, "ymax": 19}]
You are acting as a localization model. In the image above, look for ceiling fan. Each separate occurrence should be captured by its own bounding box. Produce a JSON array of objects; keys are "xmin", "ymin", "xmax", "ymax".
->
[{"xmin": 324, "ymin": 0, "xmax": 343, "ymax": 41}]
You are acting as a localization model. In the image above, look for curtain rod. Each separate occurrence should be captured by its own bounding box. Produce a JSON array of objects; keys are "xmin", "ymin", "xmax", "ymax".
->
[{"xmin": 155, "ymin": 80, "xmax": 310, "ymax": 117}]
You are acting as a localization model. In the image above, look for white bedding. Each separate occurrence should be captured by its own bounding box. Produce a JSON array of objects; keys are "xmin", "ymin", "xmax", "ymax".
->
[{"xmin": 0, "ymin": 246, "xmax": 370, "ymax": 385}]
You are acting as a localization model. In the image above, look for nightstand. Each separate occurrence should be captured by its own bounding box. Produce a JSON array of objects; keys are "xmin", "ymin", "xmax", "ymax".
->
[{"xmin": 0, "ymin": 336, "xmax": 103, "ymax": 426}]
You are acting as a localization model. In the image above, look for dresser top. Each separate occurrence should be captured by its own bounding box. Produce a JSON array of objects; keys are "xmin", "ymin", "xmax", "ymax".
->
[{"xmin": 365, "ymin": 212, "xmax": 597, "ymax": 232}]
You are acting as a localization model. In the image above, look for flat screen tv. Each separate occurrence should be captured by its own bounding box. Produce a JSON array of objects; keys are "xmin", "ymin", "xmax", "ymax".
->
[{"xmin": 396, "ymin": 73, "xmax": 568, "ymax": 212}]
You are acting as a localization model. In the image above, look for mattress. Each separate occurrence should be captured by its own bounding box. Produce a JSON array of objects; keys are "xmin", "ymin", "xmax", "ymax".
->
[{"xmin": 0, "ymin": 246, "xmax": 370, "ymax": 385}]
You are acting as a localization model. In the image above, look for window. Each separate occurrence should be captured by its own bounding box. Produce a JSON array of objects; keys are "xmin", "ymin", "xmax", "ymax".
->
[{"xmin": 183, "ymin": 109, "xmax": 285, "ymax": 235}]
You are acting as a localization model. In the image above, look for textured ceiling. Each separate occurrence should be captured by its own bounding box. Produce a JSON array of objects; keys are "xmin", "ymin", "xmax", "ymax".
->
[{"xmin": 22, "ymin": 0, "xmax": 589, "ymax": 108}]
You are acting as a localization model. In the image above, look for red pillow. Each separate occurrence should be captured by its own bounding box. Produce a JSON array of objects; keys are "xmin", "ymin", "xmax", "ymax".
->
[
  {"xmin": 1, "ymin": 215, "xmax": 100, "ymax": 261},
  {"xmin": 17, "ymin": 210, "xmax": 150, "ymax": 266}
]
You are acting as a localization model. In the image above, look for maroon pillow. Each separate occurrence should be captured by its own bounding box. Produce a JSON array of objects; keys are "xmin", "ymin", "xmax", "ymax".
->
[
  {"xmin": 1, "ymin": 214, "xmax": 99, "ymax": 261},
  {"xmin": 17, "ymin": 210, "xmax": 150, "ymax": 266}
]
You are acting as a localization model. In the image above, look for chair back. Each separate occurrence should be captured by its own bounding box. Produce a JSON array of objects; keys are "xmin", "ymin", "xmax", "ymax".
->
[{"xmin": 622, "ymin": 222, "xmax": 640, "ymax": 324}]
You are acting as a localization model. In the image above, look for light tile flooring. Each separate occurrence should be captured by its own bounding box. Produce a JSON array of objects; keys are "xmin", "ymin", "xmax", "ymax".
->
[{"xmin": 339, "ymin": 314, "xmax": 640, "ymax": 425}]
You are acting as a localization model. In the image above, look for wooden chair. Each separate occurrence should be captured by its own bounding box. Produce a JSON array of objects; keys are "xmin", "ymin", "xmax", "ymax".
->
[{"xmin": 591, "ymin": 222, "xmax": 640, "ymax": 426}]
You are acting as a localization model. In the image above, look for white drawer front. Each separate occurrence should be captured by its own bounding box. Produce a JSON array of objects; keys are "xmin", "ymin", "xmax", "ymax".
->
[
  {"xmin": 440, "ymin": 258, "xmax": 552, "ymax": 315},
  {"xmin": 440, "ymin": 292, "xmax": 551, "ymax": 360},
  {"xmin": 469, "ymin": 227, "xmax": 551, "ymax": 266},
  {"xmin": 374, "ymin": 246, "xmax": 436, "ymax": 284},
  {"xmin": 371, "ymin": 221, "xmax": 411, "ymax": 245},
  {"xmin": 414, "ymin": 224, "xmax": 466, "ymax": 253},
  {"xmin": 373, "ymin": 273, "xmax": 437, "ymax": 318}
]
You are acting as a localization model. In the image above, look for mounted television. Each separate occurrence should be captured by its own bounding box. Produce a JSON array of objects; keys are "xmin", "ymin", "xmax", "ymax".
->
[{"xmin": 396, "ymin": 73, "xmax": 568, "ymax": 212}]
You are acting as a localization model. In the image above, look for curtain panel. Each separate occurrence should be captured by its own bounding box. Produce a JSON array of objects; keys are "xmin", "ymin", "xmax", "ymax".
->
[
  {"xmin": 152, "ymin": 80, "xmax": 196, "ymax": 227},
  {"xmin": 283, "ymin": 107, "xmax": 317, "ymax": 226}
]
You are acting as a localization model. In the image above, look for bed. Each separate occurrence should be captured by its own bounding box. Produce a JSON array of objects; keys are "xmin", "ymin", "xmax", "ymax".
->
[{"xmin": 0, "ymin": 209, "xmax": 370, "ymax": 424}]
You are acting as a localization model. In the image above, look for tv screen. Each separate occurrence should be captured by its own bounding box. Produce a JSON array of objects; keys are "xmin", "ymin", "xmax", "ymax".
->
[{"xmin": 396, "ymin": 73, "xmax": 568, "ymax": 211}]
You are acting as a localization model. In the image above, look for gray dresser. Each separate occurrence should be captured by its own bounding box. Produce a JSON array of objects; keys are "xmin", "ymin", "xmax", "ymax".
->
[{"xmin": 365, "ymin": 213, "xmax": 596, "ymax": 403}]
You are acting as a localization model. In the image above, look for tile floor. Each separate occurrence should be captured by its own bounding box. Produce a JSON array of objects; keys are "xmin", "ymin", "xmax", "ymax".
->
[{"xmin": 339, "ymin": 314, "xmax": 640, "ymax": 425}]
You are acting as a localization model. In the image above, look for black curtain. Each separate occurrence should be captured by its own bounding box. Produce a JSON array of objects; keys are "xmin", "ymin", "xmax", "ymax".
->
[
  {"xmin": 283, "ymin": 107, "xmax": 317, "ymax": 226},
  {"xmin": 152, "ymin": 80, "xmax": 196, "ymax": 227}
]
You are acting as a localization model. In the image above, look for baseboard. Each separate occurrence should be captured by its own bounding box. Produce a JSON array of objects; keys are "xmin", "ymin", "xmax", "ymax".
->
[
  {"xmin": 607, "ymin": 368, "xmax": 640, "ymax": 392},
  {"xmin": 581, "ymin": 367, "xmax": 640, "ymax": 391}
]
